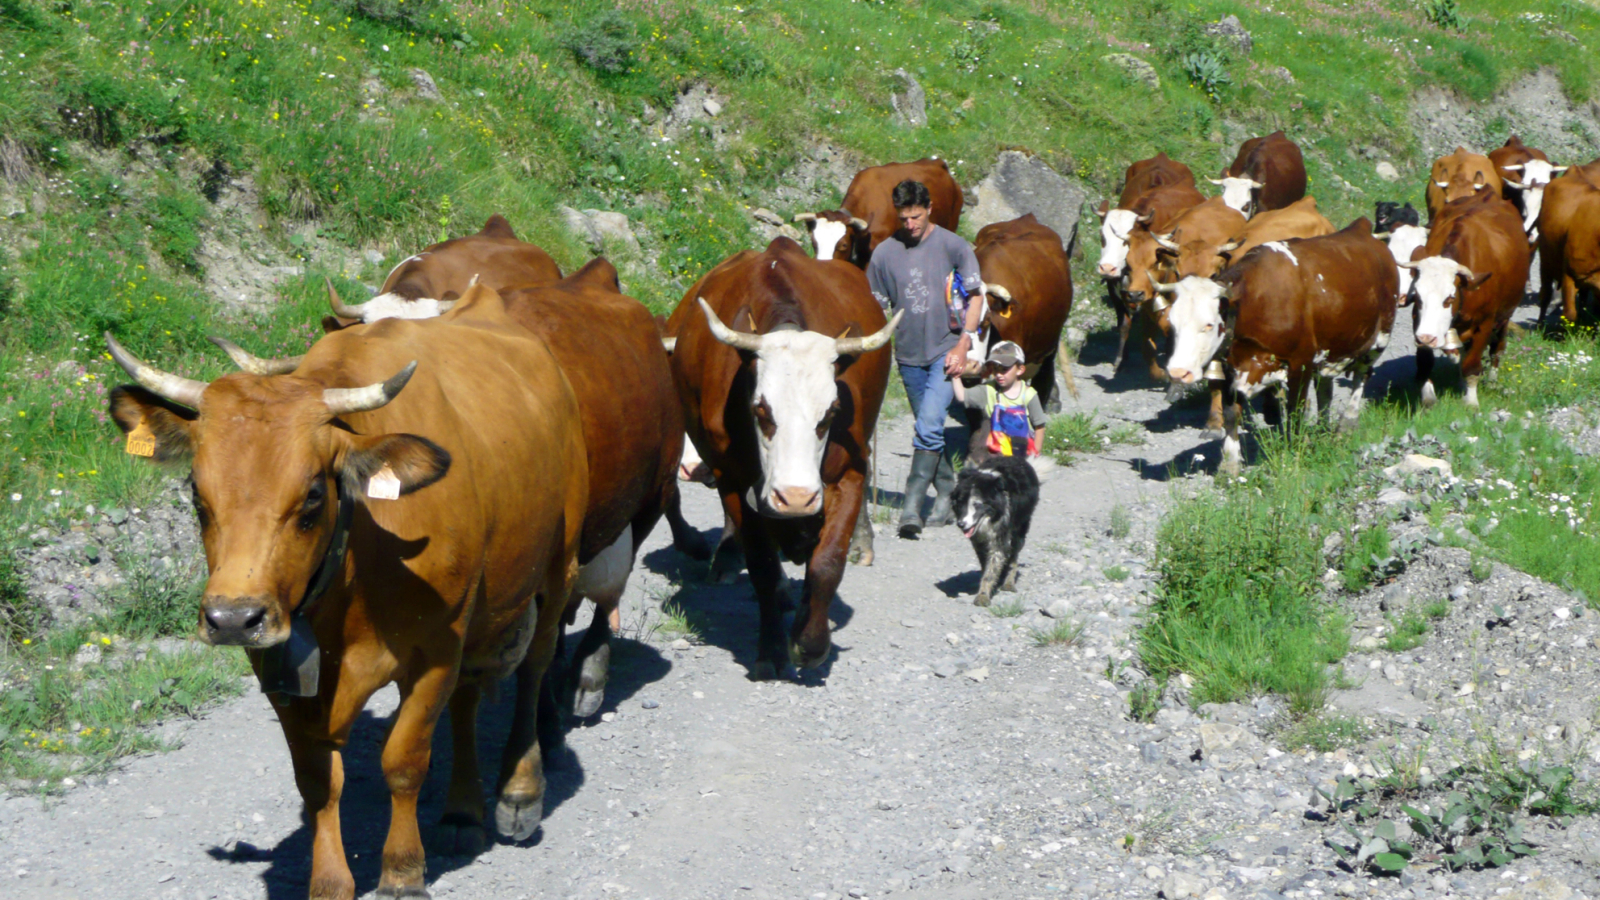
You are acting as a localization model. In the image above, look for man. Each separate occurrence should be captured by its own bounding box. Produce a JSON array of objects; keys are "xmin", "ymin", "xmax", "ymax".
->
[{"xmin": 867, "ymin": 179, "xmax": 985, "ymax": 538}]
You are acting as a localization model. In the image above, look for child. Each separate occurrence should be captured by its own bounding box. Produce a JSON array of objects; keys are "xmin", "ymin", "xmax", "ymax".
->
[{"xmin": 954, "ymin": 341, "xmax": 1047, "ymax": 458}]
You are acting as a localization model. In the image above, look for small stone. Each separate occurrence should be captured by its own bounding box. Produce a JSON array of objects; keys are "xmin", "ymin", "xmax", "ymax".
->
[
  {"xmin": 875, "ymin": 798, "xmax": 901, "ymax": 811},
  {"xmin": 900, "ymin": 618, "xmax": 924, "ymax": 628},
  {"xmin": 1377, "ymin": 486, "xmax": 1410, "ymax": 505},
  {"xmin": 750, "ymin": 208, "xmax": 785, "ymax": 227},
  {"xmin": 671, "ymin": 638, "xmax": 691, "ymax": 651},
  {"xmin": 1043, "ymin": 599, "xmax": 1072, "ymax": 619},
  {"xmin": 1382, "ymin": 453, "xmax": 1452, "ymax": 480},
  {"xmin": 1199, "ymin": 722, "xmax": 1247, "ymax": 752},
  {"xmin": 94, "ymin": 524, "xmax": 116, "ymax": 540},
  {"xmin": 1162, "ymin": 871, "xmax": 1206, "ymax": 899},
  {"xmin": 933, "ymin": 662, "xmax": 958, "ymax": 678},
  {"xmin": 1101, "ymin": 53, "xmax": 1160, "ymax": 90},
  {"xmin": 1146, "ymin": 865, "xmax": 1165, "ymax": 880},
  {"xmin": 702, "ymin": 97, "xmax": 722, "ymax": 117},
  {"xmin": 1140, "ymin": 742, "xmax": 1163, "ymax": 764},
  {"xmin": 143, "ymin": 806, "xmax": 164, "ymax": 819},
  {"xmin": 641, "ymin": 699, "xmax": 659, "ymax": 710},
  {"xmin": 409, "ymin": 68, "xmax": 442, "ymax": 101},
  {"xmin": 964, "ymin": 666, "xmax": 989, "ymax": 683},
  {"xmin": 1355, "ymin": 635, "xmax": 1382, "ymax": 651},
  {"xmin": 600, "ymin": 712, "xmax": 616, "ymax": 723},
  {"xmin": 1376, "ymin": 161, "xmax": 1401, "ymax": 182}
]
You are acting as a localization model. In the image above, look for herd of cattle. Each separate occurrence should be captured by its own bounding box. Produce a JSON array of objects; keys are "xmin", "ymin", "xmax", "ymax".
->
[{"xmin": 94, "ymin": 132, "xmax": 1600, "ymax": 897}]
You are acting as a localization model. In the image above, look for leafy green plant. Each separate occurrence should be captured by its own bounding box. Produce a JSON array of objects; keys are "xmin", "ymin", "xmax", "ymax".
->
[
  {"xmin": 1422, "ymin": 598, "xmax": 1451, "ymax": 620},
  {"xmin": 988, "ymin": 599, "xmax": 1025, "ymax": 618},
  {"xmin": 1045, "ymin": 413, "xmax": 1142, "ymax": 464},
  {"xmin": 1384, "ymin": 608, "xmax": 1430, "ymax": 652},
  {"xmin": 1425, "ymin": 0, "xmax": 1466, "ymax": 31},
  {"xmin": 563, "ymin": 9, "xmax": 639, "ymax": 74},
  {"xmin": 1341, "ymin": 523, "xmax": 1393, "ymax": 593},
  {"xmin": 1108, "ymin": 504, "xmax": 1132, "ymax": 540},
  {"xmin": 1104, "ymin": 564, "xmax": 1131, "ymax": 582},
  {"xmin": 1280, "ymin": 713, "xmax": 1369, "ymax": 753},
  {"xmin": 1127, "ymin": 681, "xmax": 1161, "ymax": 723},
  {"xmin": 1470, "ymin": 554, "xmax": 1494, "ymax": 583},
  {"xmin": 1180, "ymin": 51, "xmax": 1232, "ymax": 101}
]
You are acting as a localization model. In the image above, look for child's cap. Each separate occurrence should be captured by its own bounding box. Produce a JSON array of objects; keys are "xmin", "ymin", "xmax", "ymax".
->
[{"xmin": 987, "ymin": 341, "xmax": 1025, "ymax": 368}]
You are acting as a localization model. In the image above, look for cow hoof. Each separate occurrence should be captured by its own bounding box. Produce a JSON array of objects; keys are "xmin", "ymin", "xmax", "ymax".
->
[
  {"xmin": 309, "ymin": 875, "xmax": 358, "ymax": 900},
  {"xmin": 571, "ymin": 685, "xmax": 605, "ymax": 719},
  {"xmin": 1045, "ymin": 398, "xmax": 1063, "ymax": 415},
  {"xmin": 1420, "ymin": 381, "xmax": 1437, "ymax": 408},
  {"xmin": 1001, "ymin": 573, "xmax": 1018, "ymax": 592},
  {"xmin": 849, "ymin": 546, "xmax": 875, "ymax": 567},
  {"xmin": 973, "ymin": 592, "xmax": 991, "ymax": 608},
  {"xmin": 374, "ymin": 888, "xmax": 429, "ymax": 899},
  {"xmin": 750, "ymin": 659, "xmax": 780, "ymax": 681},
  {"xmin": 898, "ymin": 522, "xmax": 923, "ymax": 540},
  {"xmin": 1199, "ymin": 427, "xmax": 1224, "ymax": 441},
  {"xmin": 427, "ymin": 814, "xmax": 487, "ymax": 857},
  {"xmin": 494, "ymin": 793, "xmax": 544, "ymax": 843},
  {"xmin": 789, "ymin": 640, "xmax": 828, "ymax": 669}
]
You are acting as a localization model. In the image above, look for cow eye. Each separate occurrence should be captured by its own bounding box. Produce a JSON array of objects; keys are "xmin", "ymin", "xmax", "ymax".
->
[
  {"xmin": 817, "ymin": 400, "xmax": 840, "ymax": 439},
  {"xmin": 752, "ymin": 399, "xmax": 777, "ymax": 440},
  {"xmin": 298, "ymin": 478, "xmax": 327, "ymax": 531},
  {"xmin": 1203, "ymin": 324, "xmax": 1214, "ymax": 332}
]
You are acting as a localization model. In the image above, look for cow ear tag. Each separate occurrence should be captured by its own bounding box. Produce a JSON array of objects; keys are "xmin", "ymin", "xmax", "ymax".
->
[
  {"xmin": 125, "ymin": 421, "xmax": 156, "ymax": 458},
  {"xmin": 367, "ymin": 465, "xmax": 401, "ymax": 501}
]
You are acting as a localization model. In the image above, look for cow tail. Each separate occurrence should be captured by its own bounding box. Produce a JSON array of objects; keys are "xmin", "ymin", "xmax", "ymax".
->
[{"xmin": 1057, "ymin": 337, "xmax": 1080, "ymax": 401}]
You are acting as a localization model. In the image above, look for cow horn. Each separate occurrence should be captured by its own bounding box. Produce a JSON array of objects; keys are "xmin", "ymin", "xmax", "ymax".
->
[
  {"xmin": 105, "ymin": 332, "xmax": 208, "ymax": 409},
  {"xmin": 1396, "ymin": 261, "xmax": 1421, "ymax": 270},
  {"xmin": 322, "ymin": 361, "xmax": 418, "ymax": 416},
  {"xmin": 1453, "ymin": 261, "xmax": 1478, "ymax": 280},
  {"xmin": 986, "ymin": 283, "xmax": 1013, "ymax": 302},
  {"xmin": 1553, "ymin": 165, "xmax": 1569, "ymax": 173},
  {"xmin": 326, "ymin": 279, "xmax": 369, "ymax": 321},
  {"xmin": 1135, "ymin": 212, "xmax": 1152, "ymax": 224},
  {"xmin": 1434, "ymin": 181, "xmax": 1449, "ymax": 188},
  {"xmin": 662, "ymin": 336, "xmax": 677, "ymax": 353},
  {"xmin": 1372, "ymin": 231, "xmax": 1392, "ymax": 239},
  {"xmin": 1218, "ymin": 241, "xmax": 1241, "ymax": 253},
  {"xmin": 1154, "ymin": 234, "xmax": 1180, "ymax": 252},
  {"xmin": 793, "ymin": 212, "xmax": 818, "ymax": 223},
  {"xmin": 208, "ymin": 336, "xmax": 302, "ymax": 375},
  {"xmin": 1207, "ymin": 178, "xmax": 1226, "ymax": 185},
  {"xmin": 1503, "ymin": 164, "xmax": 1524, "ymax": 172},
  {"xmin": 835, "ymin": 309, "xmax": 903, "ymax": 356},
  {"xmin": 1153, "ymin": 280, "xmax": 1179, "ymax": 295},
  {"xmin": 697, "ymin": 298, "xmax": 765, "ymax": 352},
  {"xmin": 849, "ymin": 217, "xmax": 869, "ymax": 231},
  {"xmin": 1249, "ymin": 179, "xmax": 1265, "ymax": 189},
  {"xmin": 1504, "ymin": 177, "xmax": 1527, "ymax": 190}
]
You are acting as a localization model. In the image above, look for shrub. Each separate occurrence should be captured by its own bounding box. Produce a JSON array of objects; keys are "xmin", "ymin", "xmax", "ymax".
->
[
  {"xmin": 564, "ymin": 10, "xmax": 639, "ymax": 75},
  {"xmin": 1424, "ymin": 0, "xmax": 1465, "ymax": 31},
  {"xmin": 1180, "ymin": 51, "xmax": 1232, "ymax": 101}
]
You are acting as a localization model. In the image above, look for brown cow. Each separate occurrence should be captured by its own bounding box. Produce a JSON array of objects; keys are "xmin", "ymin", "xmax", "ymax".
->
[
  {"xmin": 1212, "ymin": 196, "xmax": 1336, "ymax": 274},
  {"xmin": 1212, "ymin": 131, "xmax": 1308, "ymax": 217},
  {"xmin": 1158, "ymin": 219, "xmax": 1399, "ymax": 473},
  {"xmin": 1534, "ymin": 160, "xmax": 1600, "ymax": 325},
  {"xmin": 1426, "ymin": 147, "xmax": 1503, "ymax": 224},
  {"xmin": 666, "ymin": 237, "xmax": 897, "ymax": 678},
  {"xmin": 1405, "ymin": 188, "xmax": 1532, "ymax": 407},
  {"xmin": 1148, "ymin": 195, "xmax": 1249, "ymax": 282},
  {"xmin": 973, "ymin": 214, "xmax": 1075, "ymax": 425},
  {"xmin": 1487, "ymin": 135, "xmax": 1570, "ymax": 234},
  {"xmin": 1112, "ymin": 152, "xmax": 1198, "ymax": 208},
  {"xmin": 1097, "ymin": 182, "xmax": 1206, "ymax": 374},
  {"xmin": 106, "ymin": 284, "xmax": 587, "ymax": 898},
  {"xmin": 795, "ymin": 158, "xmax": 963, "ymax": 267},
  {"xmin": 325, "ymin": 215, "xmax": 562, "ymax": 328}
]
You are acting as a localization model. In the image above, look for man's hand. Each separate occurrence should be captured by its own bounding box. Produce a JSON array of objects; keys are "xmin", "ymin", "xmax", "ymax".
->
[{"xmin": 944, "ymin": 335, "xmax": 971, "ymax": 377}]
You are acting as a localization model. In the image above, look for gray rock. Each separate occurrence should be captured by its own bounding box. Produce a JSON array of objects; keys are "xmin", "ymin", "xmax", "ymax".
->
[
  {"xmin": 582, "ymin": 209, "xmax": 641, "ymax": 254},
  {"xmin": 560, "ymin": 205, "xmax": 600, "ymax": 253},
  {"xmin": 1199, "ymin": 722, "xmax": 1247, "ymax": 752},
  {"xmin": 702, "ymin": 97, "xmax": 722, "ymax": 117},
  {"xmin": 1161, "ymin": 871, "xmax": 1206, "ymax": 899},
  {"xmin": 641, "ymin": 699, "xmax": 660, "ymax": 710},
  {"xmin": 889, "ymin": 69, "xmax": 926, "ymax": 128},
  {"xmin": 1204, "ymin": 15, "xmax": 1252, "ymax": 54},
  {"xmin": 1376, "ymin": 161, "xmax": 1401, "ymax": 182},
  {"xmin": 1043, "ymin": 599, "xmax": 1073, "ymax": 619},
  {"xmin": 1102, "ymin": 54, "xmax": 1160, "ymax": 90},
  {"xmin": 933, "ymin": 662, "xmax": 959, "ymax": 678},
  {"xmin": 409, "ymin": 68, "xmax": 442, "ymax": 101},
  {"xmin": 968, "ymin": 151, "xmax": 1087, "ymax": 259},
  {"xmin": 1140, "ymin": 742, "xmax": 1164, "ymax": 763},
  {"xmin": 750, "ymin": 208, "xmax": 785, "ymax": 228}
]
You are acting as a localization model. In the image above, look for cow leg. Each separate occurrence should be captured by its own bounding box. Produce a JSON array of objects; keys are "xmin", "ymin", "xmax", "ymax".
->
[
  {"xmin": 848, "ymin": 503, "xmax": 876, "ymax": 567},
  {"xmin": 662, "ymin": 481, "xmax": 711, "ymax": 561},
  {"xmin": 1537, "ymin": 246, "xmax": 1560, "ymax": 324},
  {"xmin": 1459, "ymin": 327, "xmax": 1494, "ymax": 410},
  {"xmin": 376, "ymin": 663, "xmax": 458, "ymax": 897},
  {"xmin": 1415, "ymin": 347, "xmax": 1437, "ymax": 408},
  {"xmin": 792, "ymin": 477, "xmax": 861, "ymax": 669},
  {"xmin": 1034, "ymin": 347, "xmax": 1061, "ymax": 414},
  {"xmin": 1140, "ymin": 307, "xmax": 1170, "ymax": 386},
  {"xmin": 1562, "ymin": 272, "xmax": 1580, "ymax": 327},
  {"xmin": 1056, "ymin": 338, "xmax": 1080, "ymax": 402},
  {"xmin": 1314, "ymin": 374, "xmax": 1334, "ymax": 427},
  {"xmin": 737, "ymin": 516, "xmax": 788, "ymax": 680},
  {"xmin": 708, "ymin": 510, "xmax": 745, "ymax": 584},
  {"xmin": 1201, "ymin": 382, "xmax": 1225, "ymax": 439},
  {"xmin": 1284, "ymin": 367, "xmax": 1310, "ymax": 432},
  {"xmin": 1219, "ymin": 387, "xmax": 1244, "ymax": 477},
  {"xmin": 279, "ymin": 723, "xmax": 353, "ymax": 900},
  {"xmin": 569, "ymin": 526, "xmax": 633, "ymax": 719},
  {"xmin": 433, "ymin": 682, "xmax": 487, "ymax": 857},
  {"xmin": 1112, "ymin": 293, "xmax": 1132, "ymax": 371}
]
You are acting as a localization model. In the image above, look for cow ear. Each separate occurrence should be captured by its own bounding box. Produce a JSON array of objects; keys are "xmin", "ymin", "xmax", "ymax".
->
[
  {"xmin": 322, "ymin": 315, "xmax": 354, "ymax": 333},
  {"xmin": 1463, "ymin": 271, "xmax": 1492, "ymax": 290},
  {"xmin": 109, "ymin": 386, "xmax": 197, "ymax": 463},
  {"xmin": 1094, "ymin": 200, "xmax": 1109, "ymax": 219},
  {"xmin": 340, "ymin": 433, "xmax": 451, "ymax": 499},
  {"xmin": 730, "ymin": 305, "xmax": 757, "ymax": 335}
]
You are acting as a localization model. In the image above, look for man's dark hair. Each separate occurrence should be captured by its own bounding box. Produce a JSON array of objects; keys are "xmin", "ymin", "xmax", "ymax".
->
[{"xmin": 892, "ymin": 180, "xmax": 932, "ymax": 210}]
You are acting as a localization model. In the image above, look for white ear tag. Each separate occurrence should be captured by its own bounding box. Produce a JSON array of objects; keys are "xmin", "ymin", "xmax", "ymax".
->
[{"xmin": 367, "ymin": 465, "xmax": 401, "ymax": 501}]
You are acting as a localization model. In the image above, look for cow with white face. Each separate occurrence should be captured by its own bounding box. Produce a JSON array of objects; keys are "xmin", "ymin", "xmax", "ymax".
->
[
  {"xmin": 1155, "ymin": 276, "xmax": 1230, "ymax": 389},
  {"xmin": 1380, "ymin": 224, "xmax": 1431, "ymax": 301},
  {"xmin": 1210, "ymin": 176, "xmax": 1265, "ymax": 217},
  {"xmin": 1097, "ymin": 209, "xmax": 1151, "ymax": 278},
  {"xmin": 1502, "ymin": 160, "xmax": 1568, "ymax": 237},
  {"xmin": 667, "ymin": 237, "xmax": 897, "ymax": 677},
  {"xmin": 795, "ymin": 211, "xmax": 870, "ymax": 266}
]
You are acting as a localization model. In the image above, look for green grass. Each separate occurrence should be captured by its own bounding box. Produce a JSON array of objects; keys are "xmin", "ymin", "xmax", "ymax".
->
[
  {"xmin": 1340, "ymin": 522, "xmax": 1393, "ymax": 593},
  {"xmin": 987, "ymin": 599, "xmax": 1025, "ymax": 618},
  {"xmin": 1279, "ymin": 713, "xmax": 1370, "ymax": 753},
  {"xmin": 652, "ymin": 598, "xmax": 702, "ymax": 643},
  {"xmin": 1045, "ymin": 412, "xmax": 1143, "ymax": 464},
  {"xmin": 1103, "ymin": 564, "xmax": 1131, "ymax": 582},
  {"xmin": 1108, "ymin": 503, "xmax": 1132, "ymax": 540},
  {"xmin": 1141, "ymin": 430, "xmax": 1352, "ymax": 714},
  {"xmin": 1385, "ymin": 608, "xmax": 1431, "ymax": 652},
  {"xmin": 1030, "ymin": 618, "xmax": 1085, "ymax": 647}
]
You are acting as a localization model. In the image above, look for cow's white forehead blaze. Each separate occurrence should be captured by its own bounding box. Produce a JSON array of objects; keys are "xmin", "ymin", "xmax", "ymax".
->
[
  {"xmin": 1164, "ymin": 276, "xmax": 1228, "ymax": 384},
  {"xmin": 1098, "ymin": 209, "xmax": 1140, "ymax": 277},
  {"xmin": 811, "ymin": 220, "xmax": 848, "ymax": 262},
  {"xmin": 1410, "ymin": 256, "xmax": 1464, "ymax": 346},
  {"xmin": 750, "ymin": 330, "xmax": 839, "ymax": 516},
  {"xmin": 1386, "ymin": 226, "xmax": 1429, "ymax": 298},
  {"xmin": 1217, "ymin": 177, "xmax": 1256, "ymax": 214},
  {"xmin": 1515, "ymin": 160, "xmax": 1558, "ymax": 233},
  {"xmin": 358, "ymin": 293, "xmax": 451, "ymax": 323}
]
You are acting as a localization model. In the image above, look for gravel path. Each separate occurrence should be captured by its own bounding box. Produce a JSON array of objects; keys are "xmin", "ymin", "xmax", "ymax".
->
[{"xmin": 4, "ymin": 297, "xmax": 1598, "ymax": 900}]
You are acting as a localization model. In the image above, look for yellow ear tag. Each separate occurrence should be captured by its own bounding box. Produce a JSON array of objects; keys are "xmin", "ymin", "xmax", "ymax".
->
[
  {"xmin": 996, "ymin": 306, "xmax": 1013, "ymax": 319},
  {"xmin": 124, "ymin": 421, "xmax": 156, "ymax": 458},
  {"xmin": 366, "ymin": 465, "xmax": 401, "ymax": 501}
]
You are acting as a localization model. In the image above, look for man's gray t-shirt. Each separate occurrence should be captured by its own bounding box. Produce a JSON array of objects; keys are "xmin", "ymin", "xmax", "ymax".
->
[{"xmin": 866, "ymin": 225, "xmax": 982, "ymax": 367}]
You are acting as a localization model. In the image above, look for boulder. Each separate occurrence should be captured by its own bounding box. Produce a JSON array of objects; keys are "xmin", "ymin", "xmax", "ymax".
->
[
  {"xmin": 969, "ymin": 151, "xmax": 1088, "ymax": 257},
  {"xmin": 1376, "ymin": 161, "xmax": 1401, "ymax": 182},
  {"xmin": 561, "ymin": 207, "xmax": 641, "ymax": 255},
  {"xmin": 1101, "ymin": 54, "xmax": 1160, "ymax": 90},
  {"xmin": 890, "ymin": 69, "xmax": 927, "ymax": 128},
  {"xmin": 409, "ymin": 68, "xmax": 442, "ymax": 101},
  {"xmin": 1204, "ymin": 15, "xmax": 1252, "ymax": 54}
]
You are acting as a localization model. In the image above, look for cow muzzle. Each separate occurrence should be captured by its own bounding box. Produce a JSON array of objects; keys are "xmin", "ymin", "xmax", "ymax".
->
[
  {"xmin": 1098, "ymin": 263, "xmax": 1122, "ymax": 278},
  {"xmin": 1416, "ymin": 333, "xmax": 1440, "ymax": 349},
  {"xmin": 767, "ymin": 485, "xmax": 822, "ymax": 517},
  {"xmin": 1167, "ymin": 367, "xmax": 1200, "ymax": 385},
  {"xmin": 200, "ymin": 597, "xmax": 282, "ymax": 647}
]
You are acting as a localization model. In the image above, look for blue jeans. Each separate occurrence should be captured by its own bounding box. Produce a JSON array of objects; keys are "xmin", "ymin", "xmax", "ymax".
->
[{"xmin": 899, "ymin": 360, "xmax": 958, "ymax": 453}]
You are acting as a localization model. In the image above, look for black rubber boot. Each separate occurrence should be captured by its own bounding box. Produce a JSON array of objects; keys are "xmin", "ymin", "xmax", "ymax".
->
[
  {"xmin": 927, "ymin": 449, "xmax": 958, "ymax": 527},
  {"xmin": 898, "ymin": 449, "xmax": 940, "ymax": 539}
]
